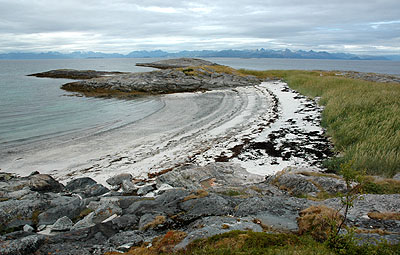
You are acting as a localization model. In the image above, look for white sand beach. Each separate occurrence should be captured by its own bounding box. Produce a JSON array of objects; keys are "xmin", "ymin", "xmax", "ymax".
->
[{"xmin": 0, "ymin": 81, "xmax": 330, "ymax": 185}]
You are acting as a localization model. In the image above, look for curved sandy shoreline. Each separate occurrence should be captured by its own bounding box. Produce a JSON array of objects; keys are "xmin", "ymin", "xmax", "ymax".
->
[
  {"xmin": 0, "ymin": 84, "xmax": 274, "ymax": 184},
  {"xmin": 0, "ymin": 81, "xmax": 332, "ymax": 186}
]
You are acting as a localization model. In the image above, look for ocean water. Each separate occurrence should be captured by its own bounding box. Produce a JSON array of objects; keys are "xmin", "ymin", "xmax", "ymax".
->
[{"xmin": 0, "ymin": 57, "xmax": 399, "ymax": 150}]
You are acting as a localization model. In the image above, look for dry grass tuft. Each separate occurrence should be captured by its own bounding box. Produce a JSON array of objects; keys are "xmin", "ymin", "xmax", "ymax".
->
[
  {"xmin": 183, "ymin": 189, "xmax": 209, "ymax": 202},
  {"xmin": 297, "ymin": 205, "xmax": 343, "ymax": 241},
  {"xmin": 367, "ymin": 211, "xmax": 400, "ymax": 221}
]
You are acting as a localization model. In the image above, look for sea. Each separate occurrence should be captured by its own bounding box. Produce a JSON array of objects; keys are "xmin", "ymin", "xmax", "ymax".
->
[{"xmin": 1, "ymin": 57, "xmax": 399, "ymax": 150}]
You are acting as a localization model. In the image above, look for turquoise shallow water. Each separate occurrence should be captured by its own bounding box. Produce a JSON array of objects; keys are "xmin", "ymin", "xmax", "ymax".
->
[
  {"xmin": 0, "ymin": 58, "xmax": 165, "ymax": 148},
  {"xmin": 0, "ymin": 57, "xmax": 399, "ymax": 150}
]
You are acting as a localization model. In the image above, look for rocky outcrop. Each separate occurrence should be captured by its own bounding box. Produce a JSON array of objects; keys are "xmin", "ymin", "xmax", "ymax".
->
[
  {"xmin": 266, "ymin": 167, "xmax": 348, "ymax": 196},
  {"xmin": 136, "ymin": 58, "xmax": 218, "ymax": 69},
  {"xmin": 61, "ymin": 67, "xmax": 261, "ymax": 95},
  {"xmin": 1, "ymin": 163, "xmax": 399, "ymax": 254},
  {"xmin": 28, "ymin": 69, "xmax": 127, "ymax": 79}
]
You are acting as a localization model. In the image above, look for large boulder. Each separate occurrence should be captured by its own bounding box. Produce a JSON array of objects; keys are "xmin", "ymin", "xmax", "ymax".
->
[
  {"xmin": 29, "ymin": 174, "xmax": 64, "ymax": 193},
  {"xmin": 157, "ymin": 162, "xmax": 264, "ymax": 191},
  {"xmin": 266, "ymin": 167, "xmax": 347, "ymax": 196},
  {"xmin": 66, "ymin": 177, "xmax": 109, "ymax": 197}
]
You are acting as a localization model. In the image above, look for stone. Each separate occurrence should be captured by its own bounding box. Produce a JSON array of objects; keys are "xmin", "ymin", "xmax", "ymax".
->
[
  {"xmin": 106, "ymin": 173, "xmax": 132, "ymax": 186},
  {"xmin": 393, "ymin": 173, "xmax": 400, "ymax": 180},
  {"xmin": 110, "ymin": 214, "xmax": 139, "ymax": 230},
  {"xmin": 66, "ymin": 177, "xmax": 109, "ymax": 197},
  {"xmin": 51, "ymin": 216, "xmax": 73, "ymax": 232},
  {"xmin": 179, "ymin": 194, "xmax": 234, "ymax": 222},
  {"xmin": 66, "ymin": 177, "xmax": 97, "ymax": 191},
  {"xmin": 138, "ymin": 213, "xmax": 167, "ymax": 231},
  {"xmin": 0, "ymin": 234, "xmax": 45, "ymax": 255},
  {"xmin": 72, "ymin": 212, "xmax": 95, "ymax": 230},
  {"xmin": 0, "ymin": 198, "xmax": 49, "ymax": 229},
  {"xmin": 137, "ymin": 184, "xmax": 155, "ymax": 196},
  {"xmin": 92, "ymin": 201, "xmax": 122, "ymax": 224},
  {"xmin": 157, "ymin": 162, "xmax": 264, "ymax": 191},
  {"xmin": 28, "ymin": 174, "xmax": 64, "ymax": 192},
  {"xmin": 121, "ymin": 179, "xmax": 137, "ymax": 194},
  {"xmin": 176, "ymin": 216, "xmax": 262, "ymax": 249},
  {"xmin": 266, "ymin": 167, "xmax": 347, "ymax": 196},
  {"xmin": 23, "ymin": 224, "xmax": 34, "ymax": 232},
  {"xmin": 38, "ymin": 196, "xmax": 85, "ymax": 225},
  {"xmin": 235, "ymin": 196, "xmax": 312, "ymax": 231},
  {"xmin": 107, "ymin": 230, "xmax": 144, "ymax": 247}
]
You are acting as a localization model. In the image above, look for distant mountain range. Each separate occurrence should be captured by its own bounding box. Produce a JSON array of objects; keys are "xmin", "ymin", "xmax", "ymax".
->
[{"xmin": 1, "ymin": 49, "xmax": 398, "ymax": 61}]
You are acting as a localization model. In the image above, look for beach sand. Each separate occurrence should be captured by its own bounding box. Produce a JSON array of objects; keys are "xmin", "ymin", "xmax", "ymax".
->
[{"xmin": 0, "ymin": 81, "xmax": 331, "ymax": 185}]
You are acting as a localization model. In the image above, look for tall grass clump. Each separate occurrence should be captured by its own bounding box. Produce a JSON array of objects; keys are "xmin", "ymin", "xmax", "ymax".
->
[{"xmin": 239, "ymin": 69, "xmax": 400, "ymax": 177}]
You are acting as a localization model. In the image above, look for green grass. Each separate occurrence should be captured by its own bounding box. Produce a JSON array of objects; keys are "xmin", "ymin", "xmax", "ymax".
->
[
  {"xmin": 239, "ymin": 69, "xmax": 400, "ymax": 177},
  {"xmin": 181, "ymin": 230, "xmax": 400, "ymax": 255}
]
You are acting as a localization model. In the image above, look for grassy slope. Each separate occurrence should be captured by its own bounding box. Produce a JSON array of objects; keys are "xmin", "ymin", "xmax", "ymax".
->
[{"xmin": 238, "ymin": 70, "xmax": 400, "ymax": 177}]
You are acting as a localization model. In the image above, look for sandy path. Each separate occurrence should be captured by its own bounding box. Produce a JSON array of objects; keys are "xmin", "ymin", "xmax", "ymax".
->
[{"xmin": 0, "ymin": 83, "xmax": 274, "ymax": 184}]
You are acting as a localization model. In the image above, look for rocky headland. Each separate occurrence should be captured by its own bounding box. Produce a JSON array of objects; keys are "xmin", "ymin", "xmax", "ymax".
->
[
  {"xmin": 28, "ymin": 69, "xmax": 128, "ymax": 80},
  {"xmin": 30, "ymin": 58, "xmax": 261, "ymax": 96}
]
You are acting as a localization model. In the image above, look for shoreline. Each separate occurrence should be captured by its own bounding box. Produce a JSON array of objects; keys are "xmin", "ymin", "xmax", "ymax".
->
[{"xmin": 0, "ymin": 81, "xmax": 333, "ymax": 186}]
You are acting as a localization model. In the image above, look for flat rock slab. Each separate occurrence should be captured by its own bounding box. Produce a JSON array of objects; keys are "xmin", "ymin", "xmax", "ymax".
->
[
  {"xmin": 28, "ymin": 69, "xmax": 128, "ymax": 80},
  {"xmin": 136, "ymin": 58, "xmax": 218, "ymax": 69}
]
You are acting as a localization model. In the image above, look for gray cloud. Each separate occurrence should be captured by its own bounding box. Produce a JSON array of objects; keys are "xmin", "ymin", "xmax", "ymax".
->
[{"xmin": 0, "ymin": 0, "xmax": 399, "ymax": 54}]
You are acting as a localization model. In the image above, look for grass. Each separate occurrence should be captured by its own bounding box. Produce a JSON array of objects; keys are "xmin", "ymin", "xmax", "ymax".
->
[
  {"xmin": 238, "ymin": 69, "xmax": 400, "ymax": 177},
  {"xmin": 110, "ymin": 230, "xmax": 400, "ymax": 255}
]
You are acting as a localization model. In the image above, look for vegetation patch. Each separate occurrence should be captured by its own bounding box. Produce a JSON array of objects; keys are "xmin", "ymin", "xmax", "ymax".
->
[
  {"xmin": 238, "ymin": 69, "xmax": 400, "ymax": 177},
  {"xmin": 183, "ymin": 189, "xmax": 209, "ymax": 202},
  {"xmin": 363, "ymin": 176, "xmax": 400, "ymax": 194},
  {"xmin": 297, "ymin": 205, "xmax": 343, "ymax": 241},
  {"xmin": 367, "ymin": 211, "xmax": 400, "ymax": 221}
]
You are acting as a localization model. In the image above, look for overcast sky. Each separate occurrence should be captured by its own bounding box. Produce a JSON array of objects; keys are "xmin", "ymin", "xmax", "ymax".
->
[{"xmin": 0, "ymin": 0, "xmax": 399, "ymax": 55}]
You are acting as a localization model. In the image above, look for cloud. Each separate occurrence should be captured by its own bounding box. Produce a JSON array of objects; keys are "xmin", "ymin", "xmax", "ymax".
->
[{"xmin": 0, "ymin": 0, "xmax": 399, "ymax": 55}]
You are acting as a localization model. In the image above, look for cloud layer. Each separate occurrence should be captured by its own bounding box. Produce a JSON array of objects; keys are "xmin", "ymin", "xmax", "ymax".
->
[{"xmin": 0, "ymin": 0, "xmax": 399, "ymax": 55}]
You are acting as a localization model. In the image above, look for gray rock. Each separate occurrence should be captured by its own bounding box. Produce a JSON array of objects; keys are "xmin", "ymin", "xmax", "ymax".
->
[
  {"xmin": 180, "ymin": 193, "xmax": 234, "ymax": 222},
  {"xmin": 51, "ymin": 216, "xmax": 73, "ymax": 231},
  {"xmin": 0, "ymin": 234, "xmax": 45, "ymax": 255},
  {"xmin": 23, "ymin": 224, "xmax": 34, "ymax": 232},
  {"xmin": 66, "ymin": 177, "xmax": 97, "ymax": 191},
  {"xmin": 137, "ymin": 184, "xmax": 155, "ymax": 196},
  {"xmin": 38, "ymin": 197, "xmax": 85, "ymax": 225},
  {"xmin": 235, "ymin": 196, "xmax": 312, "ymax": 231},
  {"xmin": 157, "ymin": 162, "xmax": 264, "ymax": 191},
  {"xmin": 106, "ymin": 173, "xmax": 132, "ymax": 186},
  {"xmin": 92, "ymin": 200, "xmax": 122, "ymax": 224},
  {"xmin": 110, "ymin": 214, "xmax": 139, "ymax": 230},
  {"xmin": 28, "ymin": 174, "xmax": 64, "ymax": 192},
  {"xmin": 393, "ymin": 173, "xmax": 400, "ymax": 180},
  {"xmin": 61, "ymin": 64, "xmax": 261, "ymax": 95},
  {"xmin": 71, "ymin": 212, "xmax": 95, "ymax": 230},
  {"xmin": 266, "ymin": 167, "xmax": 347, "ymax": 196},
  {"xmin": 138, "ymin": 213, "xmax": 168, "ymax": 231},
  {"xmin": 176, "ymin": 216, "xmax": 262, "ymax": 249},
  {"xmin": 0, "ymin": 198, "xmax": 49, "ymax": 229},
  {"xmin": 6, "ymin": 187, "xmax": 32, "ymax": 199},
  {"xmin": 66, "ymin": 177, "xmax": 109, "ymax": 197},
  {"xmin": 107, "ymin": 230, "xmax": 144, "ymax": 248},
  {"xmin": 121, "ymin": 179, "xmax": 137, "ymax": 194}
]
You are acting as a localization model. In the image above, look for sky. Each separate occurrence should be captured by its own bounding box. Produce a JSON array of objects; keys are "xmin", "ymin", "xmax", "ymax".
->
[{"xmin": 0, "ymin": 0, "xmax": 399, "ymax": 55}]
